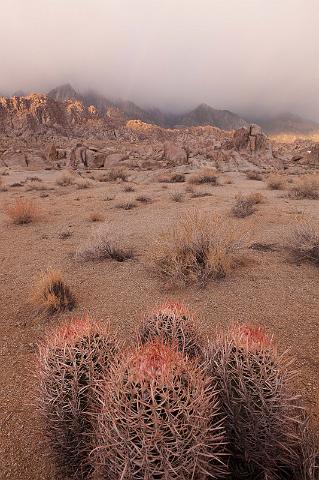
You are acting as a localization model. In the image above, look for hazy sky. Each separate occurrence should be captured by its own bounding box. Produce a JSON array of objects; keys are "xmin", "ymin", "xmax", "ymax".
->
[{"xmin": 1, "ymin": 0, "xmax": 319, "ymax": 119}]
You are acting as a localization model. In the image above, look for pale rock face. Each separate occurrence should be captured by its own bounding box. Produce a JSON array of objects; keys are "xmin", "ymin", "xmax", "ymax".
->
[{"xmin": 163, "ymin": 141, "xmax": 188, "ymax": 165}]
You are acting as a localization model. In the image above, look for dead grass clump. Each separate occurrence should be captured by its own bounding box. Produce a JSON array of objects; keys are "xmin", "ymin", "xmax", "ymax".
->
[
  {"xmin": 76, "ymin": 179, "xmax": 92, "ymax": 189},
  {"xmin": 105, "ymin": 167, "xmax": 128, "ymax": 182},
  {"xmin": 246, "ymin": 171, "xmax": 263, "ymax": 181},
  {"xmin": 56, "ymin": 172, "xmax": 77, "ymax": 186},
  {"xmin": 76, "ymin": 226, "xmax": 134, "ymax": 262},
  {"xmin": 288, "ymin": 175, "xmax": 319, "ymax": 199},
  {"xmin": 123, "ymin": 184, "xmax": 135, "ymax": 192},
  {"xmin": 191, "ymin": 191, "xmax": 212, "ymax": 198},
  {"xmin": 290, "ymin": 219, "xmax": 319, "ymax": 264},
  {"xmin": 170, "ymin": 192, "xmax": 184, "ymax": 202},
  {"xmin": 0, "ymin": 178, "xmax": 8, "ymax": 192},
  {"xmin": 152, "ymin": 211, "xmax": 247, "ymax": 286},
  {"xmin": 5, "ymin": 198, "xmax": 39, "ymax": 224},
  {"xmin": 231, "ymin": 195, "xmax": 256, "ymax": 218},
  {"xmin": 136, "ymin": 195, "xmax": 153, "ymax": 204},
  {"xmin": 116, "ymin": 201, "xmax": 137, "ymax": 210},
  {"xmin": 32, "ymin": 270, "xmax": 76, "ymax": 314},
  {"xmin": 89, "ymin": 212, "xmax": 104, "ymax": 222},
  {"xmin": 188, "ymin": 169, "xmax": 218, "ymax": 185},
  {"xmin": 266, "ymin": 174, "xmax": 286, "ymax": 190},
  {"xmin": 169, "ymin": 173, "xmax": 186, "ymax": 183},
  {"xmin": 246, "ymin": 192, "xmax": 264, "ymax": 204},
  {"xmin": 221, "ymin": 175, "xmax": 233, "ymax": 185}
]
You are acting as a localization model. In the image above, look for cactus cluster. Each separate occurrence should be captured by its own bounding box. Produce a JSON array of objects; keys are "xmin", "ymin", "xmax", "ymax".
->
[
  {"xmin": 94, "ymin": 341, "xmax": 227, "ymax": 479},
  {"xmin": 205, "ymin": 324, "xmax": 304, "ymax": 479},
  {"xmin": 38, "ymin": 317, "xmax": 119, "ymax": 479},
  {"xmin": 37, "ymin": 305, "xmax": 318, "ymax": 480},
  {"xmin": 137, "ymin": 302, "xmax": 203, "ymax": 359}
]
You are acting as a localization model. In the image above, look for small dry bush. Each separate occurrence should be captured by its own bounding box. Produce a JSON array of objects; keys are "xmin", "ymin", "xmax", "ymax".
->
[
  {"xmin": 152, "ymin": 211, "xmax": 247, "ymax": 286},
  {"xmin": 105, "ymin": 167, "xmax": 128, "ymax": 182},
  {"xmin": 290, "ymin": 218, "xmax": 319, "ymax": 264},
  {"xmin": 170, "ymin": 192, "xmax": 184, "ymax": 202},
  {"xmin": 32, "ymin": 270, "xmax": 76, "ymax": 314},
  {"xmin": 89, "ymin": 212, "xmax": 104, "ymax": 222},
  {"xmin": 6, "ymin": 198, "xmax": 39, "ymax": 224},
  {"xmin": 0, "ymin": 177, "xmax": 8, "ymax": 192},
  {"xmin": 188, "ymin": 169, "xmax": 218, "ymax": 185},
  {"xmin": 231, "ymin": 195, "xmax": 256, "ymax": 218},
  {"xmin": 246, "ymin": 170, "xmax": 263, "ymax": 181},
  {"xmin": 76, "ymin": 179, "xmax": 92, "ymax": 189},
  {"xmin": 116, "ymin": 201, "xmax": 137, "ymax": 210},
  {"xmin": 266, "ymin": 174, "xmax": 286, "ymax": 190},
  {"xmin": 123, "ymin": 184, "xmax": 135, "ymax": 192},
  {"xmin": 246, "ymin": 192, "xmax": 264, "ymax": 204},
  {"xmin": 288, "ymin": 175, "xmax": 319, "ymax": 199},
  {"xmin": 221, "ymin": 175, "xmax": 233, "ymax": 184},
  {"xmin": 191, "ymin": 190, "xmax": 212, "ymax": 198},
  {"xmin": 136, "ymin": 195, "xmax": 153, "ymax": 204},
  {"xmin": 158, "ymin": 172, "xmax": 185, "ymax": 183},
  {"xmin": 76, "ymin": 225, "xmax": 134, "ymax": 262},
  {"xmin": 56, "ymin": 171, "xmax": 77, "ymax": 186}
]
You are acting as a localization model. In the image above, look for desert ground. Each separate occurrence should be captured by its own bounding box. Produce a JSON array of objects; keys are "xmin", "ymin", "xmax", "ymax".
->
[{"xmin": 0, "ymin": 166, "xmax": 318, "ymax": 479}]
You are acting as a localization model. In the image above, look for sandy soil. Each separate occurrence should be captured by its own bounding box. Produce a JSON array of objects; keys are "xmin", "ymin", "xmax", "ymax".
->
[{"xmin": 0, "ymin": 168, "xmax": 318, "ymax": 479}]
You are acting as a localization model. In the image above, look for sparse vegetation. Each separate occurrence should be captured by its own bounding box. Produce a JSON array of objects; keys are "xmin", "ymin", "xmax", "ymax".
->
[
  {"xmin": 89, "ymin": 211, "xmax": 104, "ymax": 222},
  {"xmin": 152, "ymin": 211, "xmax": 247, "ymax": 286},
  {"xmin": 266, "ymin": 173, "xmax": 286, "ymax": 190},
  {"xmin": 290, "ymin": 218, "xmax": 319, "ymax": 264},
  {"xmin": 75, "ymin": 179, "xmax": 92, "ymax": 189},
  {"xmin": 56, "ymin": 171, "xmax": 77, "ymax": 186},
  {"xmin": 115, "ymin": 201, "xmax": 137, "ymax": 210},
  {"xmin": 5, "ymin": 198, "xmax": 40, "ymax": 224},
  {"xmin": 76, "ymin": 225, "xmax": 135, "ymax": 262},
  {"xmin": 158, "ymin": 172, "xmax": 186, "ymax": 183},
  {"xmin": 135, "ymin": 195, "xmax": 153, "ymax": 204},
  {"xmin": 288, "ymin": 175, "xmax": 319, "ymax": 199},
  {"xmin": 188, "ymin": 168, "xmax": 218, "ymax": 185},
  {"xmin": 246, "ymin": 170, "xmax": 263, "ymax": 181},
  {"xmin": 32, "ymin": 269, "xmax": 76, "ymax": 314},
  {"xmin": 123, "ymin": 184, "xmax": 135, "ymax": 192},
  {"xmin": 170, "ymin": 191, "xmax": 184, "ymax": 202},
  {"xmin": 105, "ymin": 167, "xmax": 128, "ymax": 182}
]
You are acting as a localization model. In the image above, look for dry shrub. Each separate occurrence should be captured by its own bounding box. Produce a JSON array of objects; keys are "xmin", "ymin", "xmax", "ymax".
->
[
  {"xmin": 76, "ymin": 225, "xmax": 134, "ymax": 262},
  {"xmin": 115, "ymin": 201, "xmax": 137, "ymax": 210},
  {"xmin": 266, "ymin": 173, "xmax": 286, "ymax": 190},
  {"xmin": 76, "ymin": 179, "xmax": 92, "ymax": 189},
  {"xmin": 246, "ymin": 192, "xmax": 264, "ymax": 204},
  {"xmin": 231, "ymin": 195, "xmax": 256, "ymax": 218},
  {"xmin": 191, "ymin": 190, "xmax": 212, "ymax": 198},
  {"xmin": 105, "ymin": 167, "xmax": 128, "ymax": 182},
  {"xmin": 38, "ymin": 317, "xmax": 119, "ymax": 479},
  {"xmin": 5, "ymin": 198, "xmax": 39, "ymax": 224},
  {"xmin": 290, "ymin": 218, "xmax": 319, "ymax": 264},
  {"xmin": 135, "ymin": 195, "xmax": 153, "ymax": 204},
  {"xmin": 188, "ymin": 168, "xmax": 218, "ymax": 185},
  {"xmin": 89, "ymin": 212, "xmax": 104, "ymax": 222},
  {"xmin": 32, "ymin": 269, "xmax": 76, "ymax": 314},
  {"xmin": 169, "ymin": 173, "xmax": 185, "ymax": 183},
  {"xmin": 0, "ymin": 177, "xmax": 8, "ymax": 192},
  {"xmin": 246, "ymin": 170, "xmax": 263, "ymax": 181},
  {"xmin": 289, "ymin": 175, "xmax": 319, "ymax": 199},
  {"xmin": 123, "ymin": 184, "xmax": 135, "ymax": 192},
  {"xmin": 170, "ymin": 191, "xmax": 184, "ymax": 202},
  {"xmin": 221, "ymin": 175, "xmax": 233, "ymax": 184},
  {"xmin": 152, "ymin": 211, "xmax": 247, "ymax": 286},
  {"xmin": 56, "ymin": 171, "xmax": 77, "ymax": 186}
]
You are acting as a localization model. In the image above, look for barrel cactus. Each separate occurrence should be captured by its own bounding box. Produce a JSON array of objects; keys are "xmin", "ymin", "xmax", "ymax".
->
[
  {"xmin": 137, "ymin": 302, "xmax": 204, "ymax": 359},
  {"xmin": 94, "ymin": 340, "xmax": 227, "ymax": 479},
  {"xmin": 38, "ymin": 316, "xmax": 119, "ymax": 479},
  {"xmin": 205, "ymin": 324, "xmax": 304, "ymax": 479}
]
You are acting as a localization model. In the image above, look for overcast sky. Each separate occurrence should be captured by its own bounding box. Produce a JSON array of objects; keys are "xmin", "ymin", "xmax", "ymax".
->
[{"xmin": 1, "ymin": 0, "xmax": 319, "ymax": 119}]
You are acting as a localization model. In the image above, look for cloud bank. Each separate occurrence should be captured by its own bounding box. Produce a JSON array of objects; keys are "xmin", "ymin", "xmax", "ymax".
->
[{"xmin": 1, "ymin": 0, "xmax": 319, "ymax": 119}]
